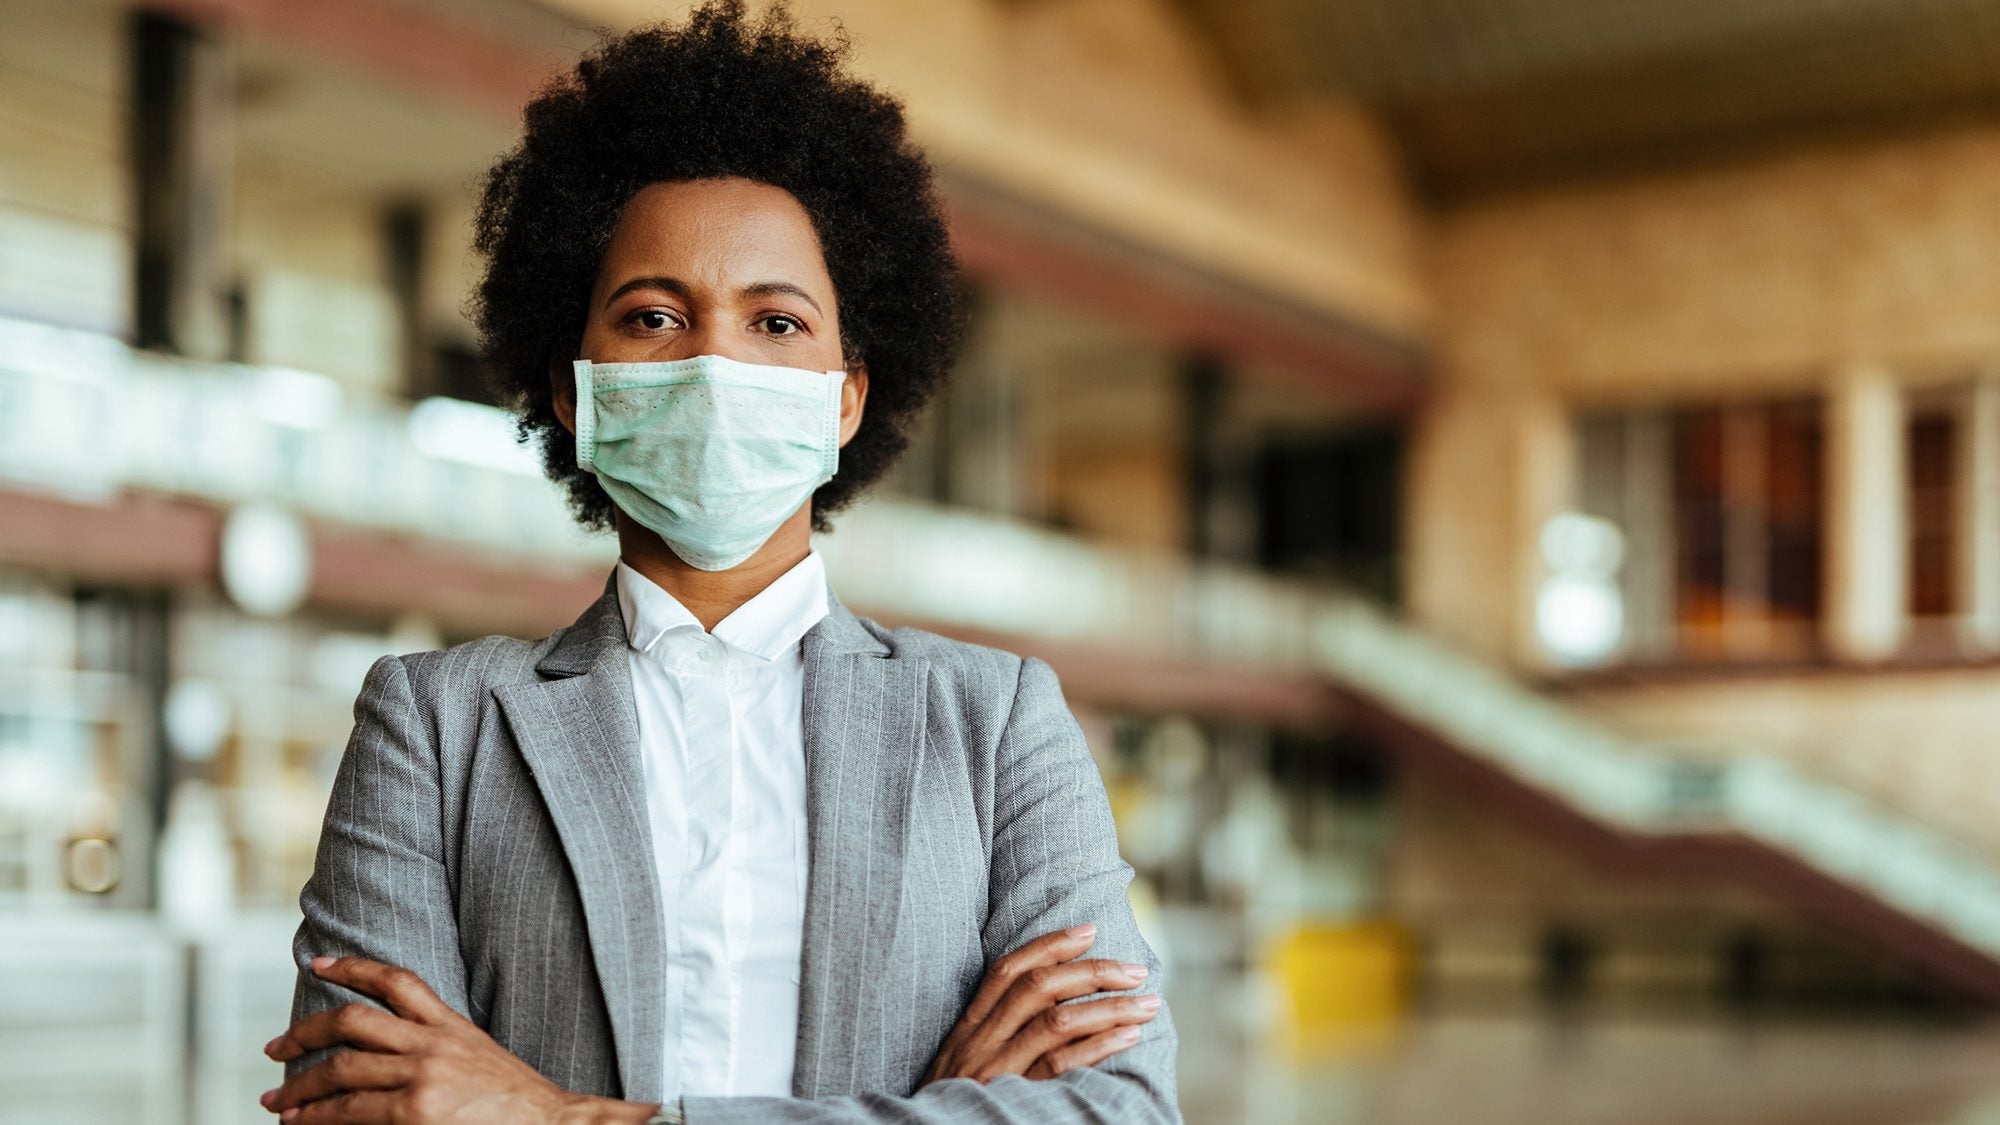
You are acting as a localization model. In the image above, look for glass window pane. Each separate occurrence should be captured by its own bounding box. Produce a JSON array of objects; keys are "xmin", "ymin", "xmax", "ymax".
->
[{"xmin": 1908, "ymin": 408, "xmax": 1957, "ymax": 619}]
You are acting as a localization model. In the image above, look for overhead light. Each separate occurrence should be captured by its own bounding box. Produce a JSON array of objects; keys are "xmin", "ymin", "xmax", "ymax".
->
[
  {"xmin": 220, "ymin": 502, "xmax": 312, "ymax": 617},
  {"xmin": 164, "ymin": 679, "xmax": 232, "ymax": 762},
  {"xmin": 1537, "ymin": 512, "xmax": 1627, "ymax": 666}
]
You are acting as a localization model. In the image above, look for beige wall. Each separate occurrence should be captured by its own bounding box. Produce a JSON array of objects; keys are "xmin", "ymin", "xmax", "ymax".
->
[
  {"xmin": 1430, "ymin": 124, "xmax": 2000, "ymax": 401},
  {"xmin": 553, "ymin": 0, "xmax": 1433, "ymax": 347},
  {"xmin": 1412, "ymin": 122, "xmax": 2000, "ymax": 665}
]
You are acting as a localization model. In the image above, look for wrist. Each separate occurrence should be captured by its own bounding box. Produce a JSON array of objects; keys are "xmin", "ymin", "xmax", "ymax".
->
[{"xmin": 554, "ymin": 1094, "xmax": 669, "ymax": 1125}]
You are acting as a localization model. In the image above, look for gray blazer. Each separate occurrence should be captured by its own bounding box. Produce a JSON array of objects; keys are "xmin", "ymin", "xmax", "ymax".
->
[{"xmin": 289, "ymin": 571, "xmax": 1181, "ymax": 1123}]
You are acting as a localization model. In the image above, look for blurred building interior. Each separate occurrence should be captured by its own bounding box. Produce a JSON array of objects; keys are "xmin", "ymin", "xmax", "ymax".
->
[{"xmin": 7, "ymin": 0, "xmax": 2000, "ymax": 1122}]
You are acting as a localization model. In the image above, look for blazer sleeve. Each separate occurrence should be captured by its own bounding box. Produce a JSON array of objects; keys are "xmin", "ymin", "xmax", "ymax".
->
[
  {"xmin": 681, "ymin": 655, "xmax": 1183, "ymax": 1124},
  {"xmin": 284, "ymin": 653, "xmax": 471, "ymax": 1080}
]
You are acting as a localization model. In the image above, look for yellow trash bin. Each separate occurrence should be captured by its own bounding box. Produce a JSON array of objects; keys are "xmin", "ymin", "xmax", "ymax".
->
[{"xmin": 1269, "ymin": 920, "xmax": 1415, "ymax": 1030}]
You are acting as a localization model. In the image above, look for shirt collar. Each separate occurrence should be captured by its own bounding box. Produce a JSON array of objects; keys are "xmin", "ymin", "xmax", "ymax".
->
[{"xmin": 614, "ymin": 550, "xmax": 830, "ymax": 663}]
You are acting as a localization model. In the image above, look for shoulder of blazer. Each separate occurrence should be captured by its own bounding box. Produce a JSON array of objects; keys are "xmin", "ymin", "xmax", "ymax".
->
[
  {"xmin": 857, "ymin": 616, "xmax": 1024, "ymax": 674},
  {"xmin": 393, "ymin": 629, "xmax": 566, "ymax": 704},
  {"xmin": 848, "ymin": 616, "xmax": 1048, "ymax": 721}
]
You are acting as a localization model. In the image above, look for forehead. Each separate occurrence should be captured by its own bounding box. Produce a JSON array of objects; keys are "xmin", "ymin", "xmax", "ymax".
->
[{"xmin": 596, "ymin": 177, "xmax": 832, "ymax": 291}]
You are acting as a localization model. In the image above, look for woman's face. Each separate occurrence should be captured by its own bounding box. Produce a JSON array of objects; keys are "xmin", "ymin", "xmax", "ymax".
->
[{"xmin": 553, "ymin": 176, "xmax": 867, "ymax": 445}]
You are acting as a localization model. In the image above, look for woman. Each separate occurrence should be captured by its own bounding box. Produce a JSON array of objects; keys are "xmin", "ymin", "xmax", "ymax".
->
[{"xmin": 256, "ymin": 4, "xmax": 1179, "ymax": 1123}]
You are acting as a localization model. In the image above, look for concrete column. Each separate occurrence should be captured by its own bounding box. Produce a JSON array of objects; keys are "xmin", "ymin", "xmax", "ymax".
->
[
  {"xmin": 130, "ymin": 11, "xmax": 233, "ymax": 359},
  {"xmin": 1406, "ymin": 387, "xmax": 1517, "ymax": 663},
  {"xmin": 1825, "ymin": 365, "xmax": 1907, "ymax": 661},
  {"xmin": 1962, "ymin": 375, "xmax": 2000, "ymax": 651}
]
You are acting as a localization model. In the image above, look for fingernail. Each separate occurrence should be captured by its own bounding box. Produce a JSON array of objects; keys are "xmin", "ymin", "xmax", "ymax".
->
[
  {"xmin": 1118, "ymin": 1026, "xmax": 1141, "ymax": 1043},
  {"xmin": 310, "ymin": 955, "xmax": 334, "ymax": 970},
  {"xmin": 1122, "ymin": 962, "xmax": 1149, "ymax": 979},
  {"xmin": 1065, "ymin": 923, "xmax": 1096, "ymax": 939},
  {"xmin": 262, "ymin": 1036, "xmax": 281, "ymax": 1056},
  {"xmin": 1135, "ymin": 993, "xmax": 1161, "ymax": 1011},
  {"xmin": 258, "ymin": 1089, "xmax": 276, "ymax": 1107},
  {"xmin": 280, "ymin": 1109, "xmax": 299, "ymax": 1123}
]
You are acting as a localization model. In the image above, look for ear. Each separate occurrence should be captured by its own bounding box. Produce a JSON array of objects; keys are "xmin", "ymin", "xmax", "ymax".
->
[
  {"xmin": 550, "ymin": 357, "xmax": 578, "ymax": 435},
  {"xmin": 837, "ymin": 364, "xmax": 869, "ymax": 448}
]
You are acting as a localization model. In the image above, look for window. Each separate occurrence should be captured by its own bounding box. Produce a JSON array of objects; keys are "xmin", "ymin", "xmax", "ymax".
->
[
  {"xmin": 1906, "ymin": 394, "xmax": 1961, "ymax": 620},
  {"xmin": 1579, "ymin": 400, "xmax": 1824, "ymax": 662}
]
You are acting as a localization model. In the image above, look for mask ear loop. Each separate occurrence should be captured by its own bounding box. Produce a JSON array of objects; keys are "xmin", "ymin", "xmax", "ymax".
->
[
  {"xmin": 822, "ymin": 368, "xmax": 846, "ymax": 479},
  {"xmin": 572, "ymin": 360, "xmax": 597, "ymax": 471}
]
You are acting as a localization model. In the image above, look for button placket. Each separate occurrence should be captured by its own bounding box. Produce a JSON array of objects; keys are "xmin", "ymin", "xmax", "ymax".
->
[
  {"xmin": 613, "ymin": 553, "xmax": 825, "ymax": 1100},
  {"xmin": 676, "ymin": 641, "xmax": 739, "ymax": 1093}
]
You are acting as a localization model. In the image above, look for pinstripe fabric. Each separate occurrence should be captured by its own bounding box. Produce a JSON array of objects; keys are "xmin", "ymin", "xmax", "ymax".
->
[{"xmin": 289, "ymin": 571, "xmax": 1181, "ymax": 1123}]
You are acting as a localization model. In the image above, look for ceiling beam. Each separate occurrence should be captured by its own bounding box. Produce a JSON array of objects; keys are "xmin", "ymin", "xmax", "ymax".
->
[
  {"xmin": 944, "ymin": 173, "xmax": 1427, "ymax": 410},
  {"xmin": 137, "ymin": 0, "xmax": 551, "ymax": 120}
]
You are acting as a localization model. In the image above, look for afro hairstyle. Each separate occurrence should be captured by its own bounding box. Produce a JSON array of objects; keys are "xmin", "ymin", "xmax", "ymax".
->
[{"xmin": 470, "ymin": 0, "xmax": 966, "ymax": 534}]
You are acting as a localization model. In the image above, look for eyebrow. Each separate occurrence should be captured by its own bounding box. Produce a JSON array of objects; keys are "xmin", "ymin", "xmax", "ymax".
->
[{"xmin": 602, "ymin": 275, "xmax": 823, "ymax": 316}]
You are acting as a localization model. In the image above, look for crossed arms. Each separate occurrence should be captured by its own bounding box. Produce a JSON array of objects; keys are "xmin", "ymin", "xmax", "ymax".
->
[{"xmin": 270, "ymin": 653, "xmax": 1181, "ymax": 1124}]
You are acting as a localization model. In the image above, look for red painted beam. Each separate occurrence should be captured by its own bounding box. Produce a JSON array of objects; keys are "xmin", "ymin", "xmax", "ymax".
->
[
  {"xmin": 308, "ymin": 520, "xmax": 606, "ymax": 639},
  {"xmin": 137, "ymin": 0, "xmax": 551, "ymax": 119},
  {"xmin": 0, "ymin": 487, "xmax": 1345, "ymax": 724},
  {"xmin": 0, "ymin": 487, "xmax": 219, "ymax": 586},
  {"xmin": 944, "ymin": 182, "xmax": 1429, "ymax": 411},
  {"xmin": 0, "ymin": 487, "xmax": 606, "ymax": 638},
  {"xmin": 868, "ymin": 611, "xmax": 1349, "ymax": 733}
]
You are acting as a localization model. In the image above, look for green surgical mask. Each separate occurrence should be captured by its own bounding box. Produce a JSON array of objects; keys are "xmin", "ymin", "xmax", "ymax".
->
[{"xmin": 573, "ymin": 355, "xmax": 845, "ymax": 571}]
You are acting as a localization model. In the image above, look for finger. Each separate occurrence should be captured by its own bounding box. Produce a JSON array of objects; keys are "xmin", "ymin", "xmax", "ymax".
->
[
  {"xmin": 974, "ymin": 957, "xmax": 1149, "ymax": 1047},
  {"xmin": 963, "ymin": 924, "xmax": 1098, "ymax": 1026},
  {"xmin": 262, "ymin": 1050, "xmax": 413, "ymax": 1112},
  {"xmin": 997, "ymin": 993, "xmax": 1161, "ymax": 1076},
  {"xmin": 1023, "ymin": 1023, "xmax": 1145, "ymax": 1080},
  {"xmin": 285, "ymin": 1089, "xmax": 401, "ymax": 1125},
  {"xmin": 310, "ymin": 956, "xmax": 457, "ymax": 1025},
  {"xmin": 265, "ymin": 1003, "xmax": 423, "ymax": 1061}
]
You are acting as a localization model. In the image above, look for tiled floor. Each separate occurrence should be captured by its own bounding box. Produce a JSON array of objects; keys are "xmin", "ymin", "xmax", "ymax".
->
[
  {"xmin": 7, "ymin": 941, "xmax": 2000, "ymax": 1124},
  {"xmin": 1170, "ymin": 975, "xmax": 2000, "ymax": 1124}
]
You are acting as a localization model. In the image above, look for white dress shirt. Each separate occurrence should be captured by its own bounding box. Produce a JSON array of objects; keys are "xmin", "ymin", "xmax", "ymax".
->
[{"xmin": 614, "ymin": 551, "xmax": 828, "ymax": 1101}]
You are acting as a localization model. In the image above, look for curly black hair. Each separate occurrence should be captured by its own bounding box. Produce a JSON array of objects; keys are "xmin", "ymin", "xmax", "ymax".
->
[{"xmin": 471, "ymin": 0, "xmax": 965, "ymax": 534}]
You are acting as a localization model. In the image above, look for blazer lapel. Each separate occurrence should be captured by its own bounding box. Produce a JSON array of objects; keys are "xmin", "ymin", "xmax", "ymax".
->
[
  {"xmin": 792, "ymin": 583, "xmax": 931, "ymax": 1097},
  {"xmin": 492, "ymin": 579, "xmax": 666, "ymax": 1103}
]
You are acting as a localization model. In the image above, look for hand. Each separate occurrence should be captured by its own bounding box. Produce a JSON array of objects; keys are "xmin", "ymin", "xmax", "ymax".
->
[
  {"xmin": 260, "ymin": 956, "xmax": 654, "ymax": 1125},
  {"xmin": 921, "ymin": 922, "xmax": 1161, "ymax": 1086}
]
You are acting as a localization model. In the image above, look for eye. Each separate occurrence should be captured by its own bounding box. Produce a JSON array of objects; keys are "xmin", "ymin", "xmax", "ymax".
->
[
  {"xmin": 624, "ymin": 308, "xmax": 681, "ymax": 332},
  {"xmin": 758, "ymin": 314, "xmax": 805, "ymax": 336}
]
